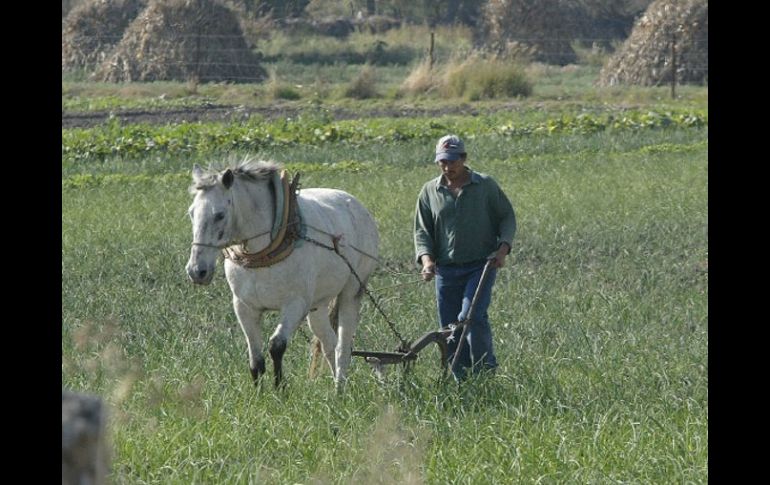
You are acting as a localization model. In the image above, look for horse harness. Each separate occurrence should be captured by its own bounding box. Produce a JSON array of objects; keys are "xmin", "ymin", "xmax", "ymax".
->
[{"xmin": 224, "ymin": 170, "xmax": 303, "ymax": 268}]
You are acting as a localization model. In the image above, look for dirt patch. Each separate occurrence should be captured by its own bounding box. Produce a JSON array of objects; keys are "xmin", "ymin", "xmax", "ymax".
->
[{"xmin": 62, "ymin": 102, "xmax": 530, "ymax": 129}]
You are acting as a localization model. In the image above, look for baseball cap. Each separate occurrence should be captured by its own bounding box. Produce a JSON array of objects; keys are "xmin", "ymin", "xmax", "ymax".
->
[{"xmin": 435, "ymin": 134, "xmax": 466, "ymax": 162}]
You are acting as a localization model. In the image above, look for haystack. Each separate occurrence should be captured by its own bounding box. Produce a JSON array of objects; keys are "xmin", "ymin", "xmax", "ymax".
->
[
  {"xmin": 94, "ymin": 0, "xmax": 267, "ymax": 83},
  {"xmin": 481, "ymin": 0, "xmax": 581, "ymax": 65},
  {"xmin": 572, "ymin": 0, "xmax": 653, "ymax": 50},
  {"xmin": 598, "ymin": 0, "xmax": 707, "ymax": 86},
  {"xmin": 62, "ymin": 0, "xmax": 146, "ymax": 71}
]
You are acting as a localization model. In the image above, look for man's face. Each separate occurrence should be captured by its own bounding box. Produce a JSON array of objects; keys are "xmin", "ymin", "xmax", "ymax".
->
[{"xmin": 437, "ymin": 156, "xmax": 466, "ymax": 183}]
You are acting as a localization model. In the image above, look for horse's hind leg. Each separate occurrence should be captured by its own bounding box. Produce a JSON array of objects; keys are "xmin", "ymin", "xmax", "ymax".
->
[
  {"xmin": 334, "ymin": 284, "xmax": 364, "ymax": 392},
  {"xmin": 307, "ymin": 299, "xmax": 338, "ymax": 377},
  {"xmin": 269, "ymin": 300, "xmax": 308, "ymax": 388},
  {"xmin": 233, "ymin": 298, "xmax": 265, "ymax": 385}
]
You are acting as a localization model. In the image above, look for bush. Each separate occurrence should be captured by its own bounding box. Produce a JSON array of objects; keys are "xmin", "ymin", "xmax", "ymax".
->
[
  {"xmin": 268, "ymin": 83, "xmax": 302, "ymax": 100},
  {"xmin": 442, "ymin": 57, "xmax": 532, "ymax": 100},
  {"xmin": 265, "ymin": 69, "xmax": 302, "ymax": 100},
  {"xmin": 344, "ymin": 64, "xmax": 379, "ymax": 99},
  {"xmin": 398, "ymin": 59, "xmax": 438, "ymax": 96}
]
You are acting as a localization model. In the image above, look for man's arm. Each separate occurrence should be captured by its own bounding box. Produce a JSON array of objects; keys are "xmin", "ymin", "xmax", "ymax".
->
[
  {"xmin": 491, "ymin": 180, "xmax": 516, "ymax": 250},
  {"xmin": 414, "ymin": 189, "xmax": 436, "ymax": 264}
]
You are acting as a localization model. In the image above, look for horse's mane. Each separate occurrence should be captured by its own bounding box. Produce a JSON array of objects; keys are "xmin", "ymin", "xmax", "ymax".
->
[{"xmin": 190, "ymin": 157, "xmax": 282, "ymax": 193}]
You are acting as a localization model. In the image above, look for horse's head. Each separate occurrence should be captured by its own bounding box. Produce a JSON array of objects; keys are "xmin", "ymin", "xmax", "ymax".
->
[{"xmin": 186, "ymin": 164, "xmax": 236, "ymax": 285}]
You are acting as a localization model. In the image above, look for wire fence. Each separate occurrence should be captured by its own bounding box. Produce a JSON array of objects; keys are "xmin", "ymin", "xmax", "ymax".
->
[
  {"xmin": 62, "ymin": 34, "xmax": 707, "ymax": 57},
  {"xmin": 63, "ymin": 34, "xmax": 707, "ymax": 85}
]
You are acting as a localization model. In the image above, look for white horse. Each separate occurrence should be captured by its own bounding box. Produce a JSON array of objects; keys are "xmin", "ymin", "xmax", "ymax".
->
[{"xmin": 185, "ymin": 159, "xmax": 379, "ymax": 390}]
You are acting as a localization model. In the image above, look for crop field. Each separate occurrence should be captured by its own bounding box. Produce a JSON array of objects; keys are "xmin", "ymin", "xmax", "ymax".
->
[{"xmin": 62, "ymin": 96, "xmax": 707, "ymax": 483}]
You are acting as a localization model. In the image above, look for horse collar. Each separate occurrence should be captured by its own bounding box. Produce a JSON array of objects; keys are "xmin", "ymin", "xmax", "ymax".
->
[{"xmin": 225, "ymin": 170, "xmax": 304, "ymax": 268}]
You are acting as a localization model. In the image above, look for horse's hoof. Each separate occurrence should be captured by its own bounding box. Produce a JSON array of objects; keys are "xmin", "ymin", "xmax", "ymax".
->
[
  {"xmin": 250, "ymin": 357, "xmax": 266, "ymax": 384},
  {"xmin": 274, "ymin": 374, "xmax": 286, "ymax": 390}
]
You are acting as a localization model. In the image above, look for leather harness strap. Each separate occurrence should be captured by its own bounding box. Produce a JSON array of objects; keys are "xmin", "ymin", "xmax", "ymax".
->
[{"xmin": 224, "ymin": 170, "xmax": 303, "ymax": 268}]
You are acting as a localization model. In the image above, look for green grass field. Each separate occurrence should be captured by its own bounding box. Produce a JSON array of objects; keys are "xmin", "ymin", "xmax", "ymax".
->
[{"xmin": 62, "ymin": 105, "xmax": 707, "ymax": 482}]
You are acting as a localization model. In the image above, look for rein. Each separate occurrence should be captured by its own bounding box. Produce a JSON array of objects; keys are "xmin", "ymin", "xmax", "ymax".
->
[
  {"xmin": 299, "ymin": 232, "xmax": 411, "ymax": 351},
  {"xmin": 191, "ymin": 226, "xmax": 275, "ymax": 250},
  {"xmin": 192, "ymin": 218, "xmax": 381, "ymax": 264}
]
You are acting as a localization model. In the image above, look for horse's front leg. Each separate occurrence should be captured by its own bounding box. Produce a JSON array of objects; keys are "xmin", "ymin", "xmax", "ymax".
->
[
  {"xmin": 269, "ymin": 299, "xmax": 308, "ymax": 388},
  {"xmin": 233, "ymin": 297, "xmax": 265, "ymax": 385}
]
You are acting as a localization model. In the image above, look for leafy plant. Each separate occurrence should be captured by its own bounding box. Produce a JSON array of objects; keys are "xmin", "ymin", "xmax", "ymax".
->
[{"xmin": 63, "ymin": 108, "xmax": 708, "ymax": 163}]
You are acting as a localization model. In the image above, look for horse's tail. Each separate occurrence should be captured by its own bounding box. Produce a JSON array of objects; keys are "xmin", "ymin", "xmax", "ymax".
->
[{"xmin": 308, "ymin": 296, "xmax": 340, "ymax": 379}]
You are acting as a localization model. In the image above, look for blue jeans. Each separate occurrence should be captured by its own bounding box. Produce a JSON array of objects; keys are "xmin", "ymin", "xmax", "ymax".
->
[{"xmin": 435, "ymin": 261, "xmax": 498, "ymax": 380}]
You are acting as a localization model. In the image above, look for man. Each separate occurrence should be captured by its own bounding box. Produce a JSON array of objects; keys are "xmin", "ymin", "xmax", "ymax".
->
[{"xmin": 414, "ymin": 134, "xmax": 516, "ymax": 381}]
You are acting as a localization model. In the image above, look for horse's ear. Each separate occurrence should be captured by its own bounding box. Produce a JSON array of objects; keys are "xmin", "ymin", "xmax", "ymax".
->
[
  {"xmin": 192, "ymin": 164, "xmax": 204, "ymax": 181},
  {"xmin": 222, "ymin": 169, "xmax": 234, "ymax": 189}
]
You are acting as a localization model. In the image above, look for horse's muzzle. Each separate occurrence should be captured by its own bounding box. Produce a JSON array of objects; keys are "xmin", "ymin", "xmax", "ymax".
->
[{"xmin": 186, "ymin": 264, "xmax": 215, "ymax": 285}]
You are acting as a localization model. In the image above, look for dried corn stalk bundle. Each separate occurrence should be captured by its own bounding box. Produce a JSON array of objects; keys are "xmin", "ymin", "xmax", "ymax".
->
[
  {"xmin": 62, "ymin": 0, "xmax": 146, "ymax": 71},
  {"xmin": 95, "ymin": 0, "xmax": 266, "ymax": 83},
  {"xmin": 482, "ymin": 0, "xmax": 580, "ymax": 65},
  {"xmin": 598, "ymin": 0, "xmax": 707, "ymax": 86}
]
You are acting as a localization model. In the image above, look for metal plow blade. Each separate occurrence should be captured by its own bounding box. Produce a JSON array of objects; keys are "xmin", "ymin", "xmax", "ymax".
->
[{"xmin": 352, "ymin": 328, "xmax": 451, "ymax": 379}]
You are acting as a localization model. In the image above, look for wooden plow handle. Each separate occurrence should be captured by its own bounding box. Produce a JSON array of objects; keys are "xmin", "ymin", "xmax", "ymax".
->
[{"xmin": 449, "ymin": 259, "xmax": 496, "ymax": 376}]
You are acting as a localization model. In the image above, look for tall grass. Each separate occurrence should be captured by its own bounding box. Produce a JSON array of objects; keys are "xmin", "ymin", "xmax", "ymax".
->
[
  {"xmin": 442, "ymin": 56, "xmax": 532, "ymax": 100},
  {"xmin": 398, "ymin": 59, "xmax": 437, "ymax": 96},
  {"xmin": 258, "ymin": 24, "xmax": 473, "ymax": 67},
  {"xmin": 264, "ymin": 68, "xmax": 302, "ymax": 100},
  {"xmin": 63, "ymin": 118, "xmax": 707, "ymax": 483},
  {"xmin": 343, "ymin": 64, "xmax": 379, "ymax": 99}
]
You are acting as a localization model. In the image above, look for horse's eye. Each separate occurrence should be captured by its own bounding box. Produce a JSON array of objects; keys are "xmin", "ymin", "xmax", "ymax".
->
[{"xmin": 214, "ymin": 212, "xmax": 225, "ymax": 222}]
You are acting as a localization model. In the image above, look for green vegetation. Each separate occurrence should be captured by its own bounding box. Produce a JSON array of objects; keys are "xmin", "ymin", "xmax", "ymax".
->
[
  {"xmin": 344, "ymin": 64, "xmax": 380, "ymax": 99},
  {"xmin": 258, "ymin": 25, "xmax": 474, "ymax": 67},
  {"xmin": 62, "ymin": 64, "xmax": 707, "ymax": 114},
  {"xmin": 63, "ymin": 110, "xmax": 707, "ymax": 482},
  {"xmin": 62, "ymin": 17, "xmax": 708, "ymax": 480},
  {"xmin": 63, "ymin": 108, "xmax": 707, "ymax": 169},
  {"xmin": 443, "ymin": 57, "xmax": 532, "ymax": 100},
  {"xmin": 263, "ymin": 68, "xmax": 303, "ymax": 100}
]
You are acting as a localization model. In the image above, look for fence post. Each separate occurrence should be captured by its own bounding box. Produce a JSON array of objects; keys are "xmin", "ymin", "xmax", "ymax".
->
[
  {"xmin": 429, "ymin": 32, "xmax": 435, "ymax": 70},
  {"xmin": 671, "ymin": 31, "xmax": 677, "ymax": 99}
]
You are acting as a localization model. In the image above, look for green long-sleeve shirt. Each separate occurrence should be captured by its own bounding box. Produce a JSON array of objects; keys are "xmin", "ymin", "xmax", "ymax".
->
[{"xmin": 414, "ymin": 168, "xmax": 516, "ymax": 266}]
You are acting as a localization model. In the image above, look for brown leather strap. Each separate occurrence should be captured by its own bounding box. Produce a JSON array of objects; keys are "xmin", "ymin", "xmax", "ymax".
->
[{"xmin": 225, "ymin": 171, "xmax": 302, "ymax": 268}]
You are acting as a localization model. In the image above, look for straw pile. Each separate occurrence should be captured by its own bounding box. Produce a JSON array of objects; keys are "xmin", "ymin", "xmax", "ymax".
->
[
  {"xmin": 62, "ymin": 0, "xmax": 146, "ymax": 71},
  {"xmin": 481, "ymin": 0, "xmax": 581, "ymax": 65},
  {"xmin": 94, "ymin": 0, "xmax": 267, "ymax": 83},
  {"xmin": 598, "ymin": 0, "xmax": 708, "ymax": 86}
]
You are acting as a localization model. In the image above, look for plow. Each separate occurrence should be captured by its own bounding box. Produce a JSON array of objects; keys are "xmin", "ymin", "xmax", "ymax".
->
[{"xmin": 350, "ymin": 259, "xmax": 495, "ymax": 379}]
